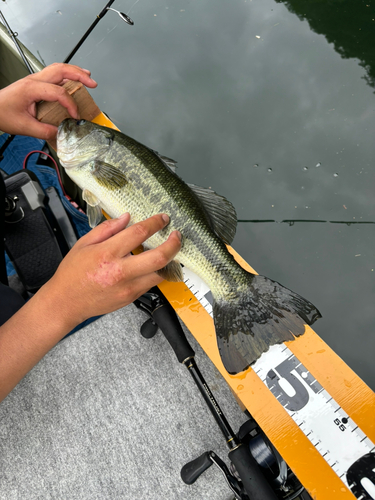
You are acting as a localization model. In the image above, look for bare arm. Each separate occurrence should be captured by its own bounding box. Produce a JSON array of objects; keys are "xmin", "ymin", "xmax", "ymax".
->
[{"xmin": 0, "ymin": 213, "xmax": 181, "ymax": 402}]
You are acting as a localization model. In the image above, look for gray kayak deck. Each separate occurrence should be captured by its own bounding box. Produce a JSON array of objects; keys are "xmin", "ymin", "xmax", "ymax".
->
[{"xmin": 0, "ymin": 304, "xmax": 247, "ymax": 499}]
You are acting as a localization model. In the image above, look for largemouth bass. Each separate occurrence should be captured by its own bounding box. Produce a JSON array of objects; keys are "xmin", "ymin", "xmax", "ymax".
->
[{"xmin": 57, "ymin": 118, "xmax": 321, "ymax": 374}]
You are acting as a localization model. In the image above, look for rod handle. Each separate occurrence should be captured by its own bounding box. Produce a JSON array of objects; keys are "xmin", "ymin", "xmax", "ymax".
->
[{"xmin": 152, "ymin": 289, "xmax": 195, "ymax": 363}]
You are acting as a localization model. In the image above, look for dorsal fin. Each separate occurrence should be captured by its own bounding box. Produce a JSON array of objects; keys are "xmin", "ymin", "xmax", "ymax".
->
[
  {"xmin": 188, "ymin": 184, "xmax": 237, "ymax": 245},
  {"xmin": 150, "ymin": 149, "xmax": 178, "ymax": 173},
  {"xmin": 159, "ymin": 155, "xmax": 178, "ymax": 173}
]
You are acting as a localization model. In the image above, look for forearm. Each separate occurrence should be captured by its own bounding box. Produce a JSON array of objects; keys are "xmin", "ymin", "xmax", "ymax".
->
[
  {"xmin": 0, "ymin": 214, "xmax": 181, "ymax": 403},
  {"xmin": 0, "ymin": 281, "xmax": 78, "ymax": 402}
]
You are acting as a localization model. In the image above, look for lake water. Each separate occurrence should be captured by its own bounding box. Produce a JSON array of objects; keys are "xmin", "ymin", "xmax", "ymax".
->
[{"xmin": 2, "ymin": 0, "xmax": 374, "ymax": 388}]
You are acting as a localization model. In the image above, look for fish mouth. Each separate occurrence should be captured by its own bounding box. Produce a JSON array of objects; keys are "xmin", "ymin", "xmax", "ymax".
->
[
  {"xmin": 56, "ymin": 119, "xmax": 82, "ymax": 168},
  {"xmin": 56, "ymin": 119, "xmax": 110, "ymax": 169},
  {"xmin": 57, "ymin": 118, "xmax": 79, "ymax": 147}
]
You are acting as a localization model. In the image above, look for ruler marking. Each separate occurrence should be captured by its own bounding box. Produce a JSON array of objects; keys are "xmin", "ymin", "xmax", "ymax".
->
[
  {"xmin": 252, "ymin": 345, "xmax": 375, "ymax": 495},
  {"xmin": 351, "ymin": 426, "xmax": 358, "ymax": 433}
]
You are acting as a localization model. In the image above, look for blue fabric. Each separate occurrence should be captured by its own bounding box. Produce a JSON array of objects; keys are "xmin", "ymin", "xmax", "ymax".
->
[{"xmin": 0, "ymin": 134, "xmax": 101, "ymax": 334}]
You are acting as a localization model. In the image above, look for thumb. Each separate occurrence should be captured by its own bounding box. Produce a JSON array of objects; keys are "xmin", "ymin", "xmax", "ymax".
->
[{"xmin": 20, "ymin": 117, "xmax": 58, "ymax": 141}]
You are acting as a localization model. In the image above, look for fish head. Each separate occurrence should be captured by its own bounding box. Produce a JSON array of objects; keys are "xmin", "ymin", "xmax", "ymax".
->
[{"xmin": 57, "ymin": 118, "xmax": 114, "ymax": 169}]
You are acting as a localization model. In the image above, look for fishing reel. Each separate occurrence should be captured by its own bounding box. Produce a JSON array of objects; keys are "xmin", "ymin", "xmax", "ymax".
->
[{"xmin": 181, "ymin": 416, "xmax": 308, "ymax": 500}]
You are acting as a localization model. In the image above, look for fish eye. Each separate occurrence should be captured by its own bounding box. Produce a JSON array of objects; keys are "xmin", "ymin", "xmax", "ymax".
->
[{"xmin": 76, "ymin": 119, "xmax": 86, "ymax": 126}]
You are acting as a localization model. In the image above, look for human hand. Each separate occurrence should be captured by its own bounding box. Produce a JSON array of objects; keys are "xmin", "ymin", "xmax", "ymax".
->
[
  {"xmin": 0, "ymin": 62, "xmax": 97, "ymax": 140},
  {"xmin": 46, "ymin": 213, "xmax": 181, "ymax": 328}
]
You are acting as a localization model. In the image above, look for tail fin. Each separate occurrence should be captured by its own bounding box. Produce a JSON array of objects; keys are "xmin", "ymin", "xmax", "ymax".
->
[{"xmin": 213, "ymin": 274, "xmax": 321, "ymax": 375}]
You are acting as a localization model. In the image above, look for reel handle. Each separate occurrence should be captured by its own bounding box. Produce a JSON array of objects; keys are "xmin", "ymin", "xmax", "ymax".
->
[{"xmin": 181, "ymin": 451, "xmax": 213, "ymax": 485}]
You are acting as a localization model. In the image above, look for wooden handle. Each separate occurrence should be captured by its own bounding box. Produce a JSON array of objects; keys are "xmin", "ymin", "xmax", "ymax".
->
[{"xmin": 36, "ymin": 80, "xmax": 101, "ymax": 150}]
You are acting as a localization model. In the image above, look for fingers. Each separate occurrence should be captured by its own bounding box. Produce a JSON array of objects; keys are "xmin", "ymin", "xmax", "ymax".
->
[
  {"xmin": 29, "ymin": 63, "xmax": 97, "ymax": 88},
  {"xmin": 74, "ymin": 213, "xmax": 181, "ymax": 293},
  {"xmin": 120, "ymin": 231, "xmax": 182, "ymax": 281},
  {"xmin": 109, "ymin": 213, "xmax": 172, "ymax": 257},
  {"xmin": 77, "ymin": 213, "xmax": 131, "ymax": 248},
  {"xmin": 18, "ymin": 118, "xmax": 58, "ymax": 142},
  {"xmin": 76, "ymin": 212, "xmax": 171, "ymax": 252},
  {"xmin": 26, "ymin": 80, "xmax": 80, "ymax": 120}
]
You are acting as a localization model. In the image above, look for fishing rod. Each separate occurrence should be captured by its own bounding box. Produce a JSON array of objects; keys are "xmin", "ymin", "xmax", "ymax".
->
[
  {"xmin": 0, "ymin": 12, "xmax": 34, "ymax": 166},
  {"xmin": 1, "ymin": 1, "xmax": 133, "ymax": 70},
  {"xmin": 63, "ymin": 0, "xmax": 134, "ymax": 64},
  {"xmin": 0, "ymin": 10, "xmax": 34, "ymax": 74},
  {"xmin": 134, "ymin": 287, "xmax": 309, "ymax": 500}
]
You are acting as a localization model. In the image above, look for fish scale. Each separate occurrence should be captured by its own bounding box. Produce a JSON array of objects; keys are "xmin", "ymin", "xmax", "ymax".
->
[{"xmin": 57, "ymin": 118, "xmax": 321, "ymax": 375}]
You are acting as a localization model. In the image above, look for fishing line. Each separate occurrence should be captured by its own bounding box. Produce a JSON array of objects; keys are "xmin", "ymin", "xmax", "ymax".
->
[
  {"xmin": 127, "ymin": 0, "xmax": 141, "ymax": 16},
  {"xmin": 237, "ymin": 219, "xmax": 375, "ymax": 225}
]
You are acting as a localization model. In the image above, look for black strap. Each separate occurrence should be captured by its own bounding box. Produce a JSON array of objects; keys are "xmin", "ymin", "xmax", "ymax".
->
[
  {"xmin": 0, "ymin": 173, "xmax": 8, "ymax": 285},
  {"xmin": 0, "ymin": 134, "xmax": 15, "ymax": 162}
]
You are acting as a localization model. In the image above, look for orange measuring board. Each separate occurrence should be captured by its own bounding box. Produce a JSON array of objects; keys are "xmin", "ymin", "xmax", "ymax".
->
[{"xmin": 90, "ymin": 109, "xmax": 375, "ymax": 500}]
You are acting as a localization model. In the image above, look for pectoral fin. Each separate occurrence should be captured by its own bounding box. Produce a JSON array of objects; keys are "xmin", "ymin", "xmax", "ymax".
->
[
  {"xmin": 156, "ymin": 260, "xmax": 183, "ymax": 282},
  {"xmin": 93, "ymin": 161, "xmax": 128, "ymax": 189},
  {"xmin": 83, "ymin": 188, "xmax": 103, "ymax": 228}
]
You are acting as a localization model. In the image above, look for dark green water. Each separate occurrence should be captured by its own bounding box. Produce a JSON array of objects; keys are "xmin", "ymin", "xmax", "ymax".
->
[{"xmin": 2, "ymin": 0, "xmax": 374, "ymax": 388}]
